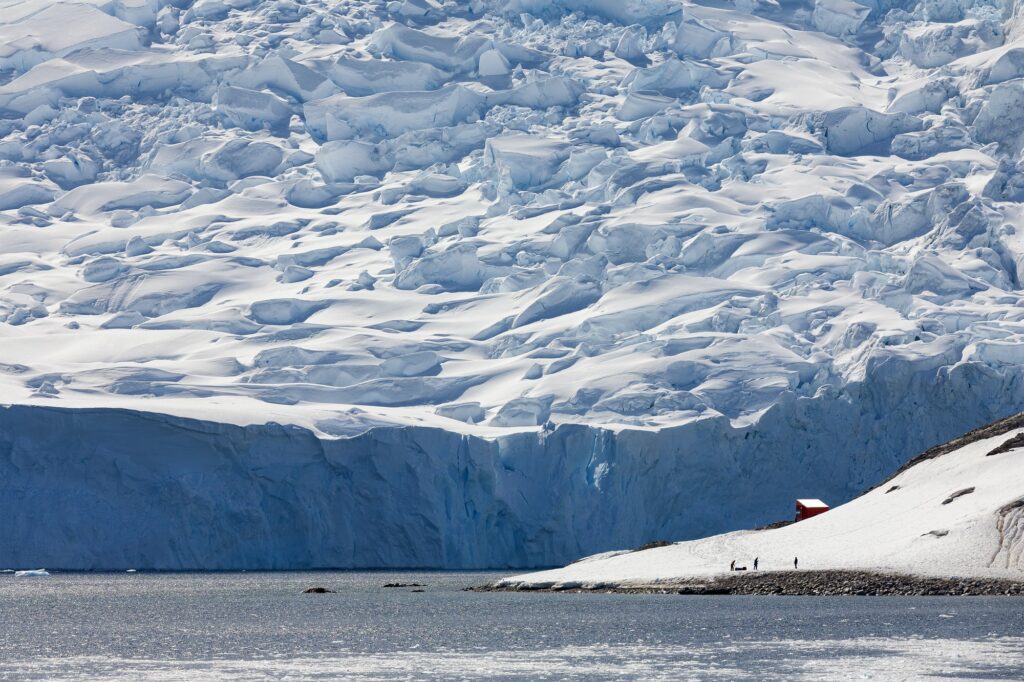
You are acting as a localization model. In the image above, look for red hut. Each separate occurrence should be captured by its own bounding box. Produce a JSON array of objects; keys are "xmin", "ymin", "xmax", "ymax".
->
[{"xmin": 795, "ymin": 498, "xmax": 829, "ymax": 521}]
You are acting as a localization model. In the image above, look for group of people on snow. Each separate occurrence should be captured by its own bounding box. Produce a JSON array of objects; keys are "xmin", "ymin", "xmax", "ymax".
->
[{"xmin": 728, "ymin": 557, "xmax": 798, "ymax": 571}]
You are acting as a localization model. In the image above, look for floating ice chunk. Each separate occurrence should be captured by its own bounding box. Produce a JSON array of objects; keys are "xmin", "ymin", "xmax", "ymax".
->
[
  {"xmin": 485, "ymin": 135, "xmax": 571, "ymax": 190},
  {"xmin": 14, "ymin": 569, "xmax": 49, "ymax": 577},
  {"xmin": 213, "ymin": 85, "xmax": 293, "ymax": 133}
]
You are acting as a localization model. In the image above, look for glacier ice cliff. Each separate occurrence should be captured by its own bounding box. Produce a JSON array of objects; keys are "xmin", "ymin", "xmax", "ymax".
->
[
  {"xmin": 4, "ymin": 0, "xmax": 1024, "ymax": 567},
  {"xmin": 2, "ymin": 357, "xmax": 1022, "ymax": 569}
]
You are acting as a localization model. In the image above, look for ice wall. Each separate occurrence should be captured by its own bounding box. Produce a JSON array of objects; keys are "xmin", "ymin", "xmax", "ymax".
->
[
  {"xmin": 3, "ymin": 357, "xmax": 1021, "ymax": 569},
  {"xmin": 4, "ymin": 0, "xmax": 1024, "ymax": 568}
]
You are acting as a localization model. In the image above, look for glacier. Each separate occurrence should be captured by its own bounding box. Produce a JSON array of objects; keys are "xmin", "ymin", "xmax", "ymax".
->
[{"xmin": 3, "ymin": 0, "xmax": 1024, "ymax": 568}]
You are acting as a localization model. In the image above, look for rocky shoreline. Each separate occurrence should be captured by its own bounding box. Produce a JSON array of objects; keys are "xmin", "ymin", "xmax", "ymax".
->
[{"xmin": 478, "ymin": 571, "xmax": 1024, "ymax": 596}]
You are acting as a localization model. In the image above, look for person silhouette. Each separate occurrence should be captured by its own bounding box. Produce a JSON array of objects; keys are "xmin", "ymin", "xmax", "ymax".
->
[
  {"xmin": 730, "ymin": 559, "xmax": 736, "ymax": 571},
  {"xmin": 754, "ymin": 557, "xmax": 759, "ymax": 570},
  {"xmin": 793, "ymin": 557, "xmax": 799, "ymax": 570}
]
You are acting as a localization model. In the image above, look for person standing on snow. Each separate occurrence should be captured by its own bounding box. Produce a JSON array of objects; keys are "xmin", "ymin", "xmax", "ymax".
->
[
  {"xmin": 754, "ymin": 557, "xmax": 759, "ymax": 570},
  {"xmin": 793, "ymin": 557, "xmax": 798, "ymax": 570},
  {"xmin": 730, "ymin": 560, "xmax": 735, "ymax": 571}
]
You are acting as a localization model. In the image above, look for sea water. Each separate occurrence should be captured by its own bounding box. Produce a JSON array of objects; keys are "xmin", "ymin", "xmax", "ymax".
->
[{"xmin": 1, "ymin": 571, "xmax": 1022, "ymax": 680}]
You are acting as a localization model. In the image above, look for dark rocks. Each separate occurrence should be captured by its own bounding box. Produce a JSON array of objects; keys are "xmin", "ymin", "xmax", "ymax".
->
[
  {"xmin": 882, "ymin": 412, "xmax": 1024, "ymax": 483},
  {"xmin": 633, "ymin": 540, "xmax": 672, "ymax": 552},
  {"xmin": 383, "ymin": 582, "xmax": 426, "ymax": 588},
  {"xmin": 302, "ymin": 587, "xmax": 335, "ymax": 594},
  {"xmin": 753, "ymin": 519, "xmax": 795, "ymax": 531},
  {"xmin": 942, "ymin": 487, "xmax": 975, "ymax": 504},
  {"xmin": 998, "ymin": 498, "xmax": 1024, "ymax": 514},
  {"xmin": 987, "ymin": 433, "xmax": 1024, "ymax": 457},
  {"xmin": 484, "ymin": 571, "xmax": 1024, "ymax": 596}
]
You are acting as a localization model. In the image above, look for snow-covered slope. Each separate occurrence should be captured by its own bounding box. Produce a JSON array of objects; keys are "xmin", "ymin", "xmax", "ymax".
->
[
  {"xmin": 498, "ymin": 417, "xmax": 1024, "ymax": 586},
  {"xmin": 4, "ymin": 0, "xmax": 1024, "ymax": 567}
]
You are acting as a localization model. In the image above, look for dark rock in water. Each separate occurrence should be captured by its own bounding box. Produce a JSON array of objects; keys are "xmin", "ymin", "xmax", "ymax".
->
[
  {"xmin": 411, "ymin": 589, "xmax": 426, "ymax": 593},
  {"xmin": 383, "ymin": 582, "xmax": 426, "ymax": 588},
  {"xmin": 303, "ymin": 587, "xmax": 335, "ymax": 594}
]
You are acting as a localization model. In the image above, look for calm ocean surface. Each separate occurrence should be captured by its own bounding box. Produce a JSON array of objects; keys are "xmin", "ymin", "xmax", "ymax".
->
[{"xmin": 1, "ymin": 571, "xmax": 1022, "ymax": 680}]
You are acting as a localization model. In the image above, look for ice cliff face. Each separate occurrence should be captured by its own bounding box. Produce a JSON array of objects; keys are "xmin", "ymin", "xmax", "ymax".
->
[{"xmin": 3, "ymin": 0, "xmax": 1024, "ymax": 567}]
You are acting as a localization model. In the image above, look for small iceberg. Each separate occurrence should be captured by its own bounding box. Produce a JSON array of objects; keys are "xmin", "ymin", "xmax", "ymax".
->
[{"xmin": 15, "ymin": 569, "xmax": 50, "ymax": 577}]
